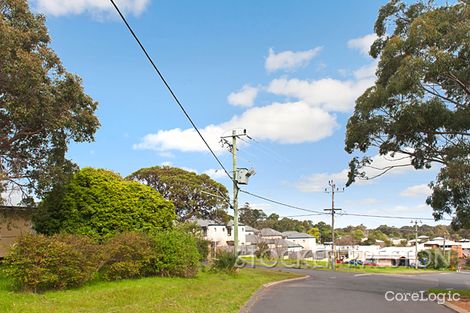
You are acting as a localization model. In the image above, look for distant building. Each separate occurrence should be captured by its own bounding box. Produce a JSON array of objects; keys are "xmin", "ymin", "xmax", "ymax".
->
[{"xmin": 0, "ymin": 206, "xmax": 35, "ymax": 258}]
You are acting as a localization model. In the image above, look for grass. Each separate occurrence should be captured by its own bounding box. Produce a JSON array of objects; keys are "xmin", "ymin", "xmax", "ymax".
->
[
  {"xmin": 0, "ymin": 268, "xmax": 300, "ymax": 313},
  {"xmin": 240, "ymin": 256, "xmax": 447, "ymax": 275},
  {"xmin": 428, "ymin": 289, "xmax": 470, "ymax": 300}
]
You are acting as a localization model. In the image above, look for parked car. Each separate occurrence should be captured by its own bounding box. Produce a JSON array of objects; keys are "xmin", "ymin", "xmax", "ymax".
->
[
  {"xmin": 348, "ymin": 259, "xmax": 363, "ymax": 266},
  {"xmin": 364, "ymin": 260, "xmax": 378, "ymax": 266}
]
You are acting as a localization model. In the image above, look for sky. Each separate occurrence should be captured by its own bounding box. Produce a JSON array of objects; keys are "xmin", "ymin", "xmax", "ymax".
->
[{"xmin": 25, "ymin": 0, "xmax": 451, "ymax": 228}]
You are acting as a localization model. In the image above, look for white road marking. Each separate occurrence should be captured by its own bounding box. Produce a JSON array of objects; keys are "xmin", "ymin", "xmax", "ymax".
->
[{"xmin": 354, "ymin": 273, "xmax": 372, "ymax": 277}]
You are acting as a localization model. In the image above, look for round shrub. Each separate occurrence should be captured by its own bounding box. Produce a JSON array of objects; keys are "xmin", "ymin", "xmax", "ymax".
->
[
  {"xmin": 4, "ymin": 234, "xmax": 101, "ymax": 292},
  {"xmin": 151, "ymin": 230, "xmax": 200, "ymax": 278},
  {"xmin": 34, "ymin": 168, "xmax": 176, "ymax": 240},
  {"xmin": 100, "ymin": 232, "xmax": 156, "ymax": 281}
]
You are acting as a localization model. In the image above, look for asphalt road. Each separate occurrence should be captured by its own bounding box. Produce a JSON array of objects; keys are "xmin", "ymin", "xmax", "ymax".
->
[{"xmin": 247, "ymin": 269, "xmax": 470, "ymax": 313}]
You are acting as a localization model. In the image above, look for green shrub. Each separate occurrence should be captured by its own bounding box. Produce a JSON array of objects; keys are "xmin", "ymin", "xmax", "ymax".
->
[
  {"xmin": 3, "ymin": 234, "xmax": 101, "ymax": 292},
  {"xmin": 255, "ymin": 242, "xmax": 271, "ymax": 259},
  {"xmin": 418, "ymin": 249, "xmax": 449, "ymax": 269},
  {"xmin": 211, "ymin": 250, "xmax": 238, "ymax": 273},
  {"xmin": 100, "ymin": 232, "xmax": 156, "ymax": 281},
  {"xmin": 196, "ymin": 238, "xmax": 210, "ymax": 261},
  {"xmin": 34, "ymin": 168, "xmax": 176, "ymax": 240},
  {"xmin": 151, "ymin": 230, "xmax": 200, "ymax": 278}
]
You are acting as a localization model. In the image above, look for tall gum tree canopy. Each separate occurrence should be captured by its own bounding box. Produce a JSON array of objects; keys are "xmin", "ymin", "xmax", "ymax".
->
[
  {"xmin": 345, "ymin": 0, "xmax": 469, "ymax": 229},
  {"xmin": 0, "ymin": 0, "xmax": 99, "ymax": 204},
  {"xmin": 127, "ymin": 166, "xmax": 229, "ymax": 221},
  {"xmin": 33, "ymin": 168, "xmax": 176, "ymax": 239}
]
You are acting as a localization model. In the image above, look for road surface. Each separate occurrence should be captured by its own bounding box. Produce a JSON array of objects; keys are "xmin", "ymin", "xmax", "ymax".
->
[{"xmin": 247, "ymin": 268, "xmax": 470, "ymax": 313}]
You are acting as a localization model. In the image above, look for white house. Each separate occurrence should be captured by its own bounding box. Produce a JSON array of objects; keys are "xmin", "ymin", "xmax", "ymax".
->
[
  {"xmin": 193, "ymin": 219, "xmax": 246, "ymax": 248},
  {"xmin": 282, "ymin": 231, "xmax": 316, "ymax": 251}
]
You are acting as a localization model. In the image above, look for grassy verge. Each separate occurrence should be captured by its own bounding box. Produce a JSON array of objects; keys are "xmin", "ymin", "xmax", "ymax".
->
[
  {"xmin": 428, "ymin": 289, "xmax": 470, "ymax": 300},
  {"xmin": 0, "ymin": 268, "xmax": 300, "ymax": 313},
  {"xmin": 240, "ymin": 256, "xmax": 447, "ymax": 274}
]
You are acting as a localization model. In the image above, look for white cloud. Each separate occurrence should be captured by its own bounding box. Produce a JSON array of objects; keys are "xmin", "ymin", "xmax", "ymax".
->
[
  {"xmin": 32, "ymin": 0, "xmax": 150, "ymax": 17},
  {"xmin": 227, "ymin": 85, "xmax": 258, "ymax": 107},
  {"xmin": 353, "ymin": 60, "xmax": 378, "ymax": 80},
  {"xmin": 400, "ymin": 184, "xmax": 431, "ymax": 197},
  {"xmin": 267, "ymin": 75, "xmax": 374, "ymax": 112},
  {"xmin": 296, "ymin": 151, "xmax": 414, "ymax": 192},
  {"xmin": 204, "ymin": 169, "xmax": 227, "ymax": 179},
  {"xmin": 297, "ymin": 169, "xmax": 350, "ymax": 192},
  {"xmin": 265, "ymin": 47, "xmax": 322, "ymax": 72},
  {"xmin": 347, "ymin": 33, "xmax": 378, "ymax": 56},
  {"xmin": 134, "ymin": 101, "xmax": 337, "ymax": 153}
]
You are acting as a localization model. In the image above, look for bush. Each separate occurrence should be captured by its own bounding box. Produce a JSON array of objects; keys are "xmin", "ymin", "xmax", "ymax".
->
[
  {"xmin": 151, "ymin": 230, "xmax": 200, "ymax": 278},
  {"xmin": 195, "ymin": 238, "xmax": 210, "ymax": 261},
  {"xmin": 3, "ymin": 234, "xmax": 101, "ymax": 292},
  {"xmin": 34, "ymin": 168, "xmax": 176, "ymax": 240},
  {"xmin": 418, "ymin": 249, "xmax": 449, "ymax": 269},
  {"xmin": 211, "ymin": 250, "xmax": 238, "ymax": 273},
  {"xmin": 255, "ymin": 242, "xmax": 272, "ymax": 259},
  {"xmin": 100, "ymin": 232, "xmax": 156, "ymax": 281}
]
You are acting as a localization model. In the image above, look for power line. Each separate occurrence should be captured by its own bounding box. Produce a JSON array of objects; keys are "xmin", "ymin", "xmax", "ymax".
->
[
  {"xmin": 239, "ymin": 189, "xmax": 453, "ymax": 222},
  {"xmin": 109, "ymin": 0, "xmax": 232, "ymax": 180},
  {"xmin": 239, "ymin": 189, "xmax": 326, "ymax": 215}
]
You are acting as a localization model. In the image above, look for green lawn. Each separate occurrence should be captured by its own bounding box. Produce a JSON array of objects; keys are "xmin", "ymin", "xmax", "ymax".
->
[
  {"xmin": 0, "ymin": 268, "xmax": 300, "ymax": 313},
  {"xmin": 240, "ymin": 256, "xmax": 447, "ymax": 275}
]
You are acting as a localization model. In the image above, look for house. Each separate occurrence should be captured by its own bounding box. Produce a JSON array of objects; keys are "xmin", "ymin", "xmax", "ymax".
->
[
  {"xmin": 369, "ymin": 247, "xmax": 418, "ymax": 266},
  {"xmin": 282, "ymin": 231, "xmax": 316, "ymax": 251},
  {"xmin": 457, "ymin": 239, "xmax": 470, "ymax": 250},
  {"xmin": 192, "ymin": 218, "xmax": 246, "ymax": 248},
  {"xmin": 0, "ymin": 206, "xmax": 35, "ymax": 258},
  {"xmin": 423, "ymin": 239, "xmax": 463, "ymax": 258},
  {"xmin": 259, "ymin": 228, "xmax": 283, "ymax": 239},
  {"xmin": 245, "ymin": 225, "xmax": 260, "ymax": 236}
]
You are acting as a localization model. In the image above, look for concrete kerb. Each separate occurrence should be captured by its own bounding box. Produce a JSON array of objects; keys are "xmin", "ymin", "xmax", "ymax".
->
[
  {"xmin": 239, "ymin": 275, "xmax": 311, "ymax": 313},
  {"xmin": 442, "ymin": 302, "xmax": 469, "ymax": 313}
]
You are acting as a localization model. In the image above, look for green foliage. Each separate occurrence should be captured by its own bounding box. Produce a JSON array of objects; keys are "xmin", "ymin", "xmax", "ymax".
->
[
  {"xmin": 174, "ymin": 221, "xmax": 210, "ymax": 262},
  {"xmin": 100, "ymin": 232, "xmax": 156, "ymax": 281},
  {"xmin": 239, "ymin": 202, "xmax": 267, "ymax": 228},
  {"xmin": 211, "ymin": 250, "xmax": 238, "ymax": 273},
  {"xmin": 0, "ymin": 0, "xmax": 99, "ymax": 203},
  {"xmin": 418, "ymin": 249, "xmax": 448, "ymax": 269},
  {"xmin": 128, "ymin": 166, "xmax": 229, "ymax": 221},
  {"xmin": 34, "ymin": 168, "xmax": 176, "ymax": 240},
  {"xmin": 345, "ymin": 0, "xmax": 470, "ymax": 229},
  {"xmin": 255, "ymin": 242, "xmax": 272, "ymax": 259},
  {"xmin": 3, "ymin": 234, "xmax": 101, "ymax": 292},
  {"xmin": 307, "ymin": 227, "xmax": 320, "ymax": 241},
  {"xmin": 151, "ymin": 230, "xmax": 200, "ymax": 278}
]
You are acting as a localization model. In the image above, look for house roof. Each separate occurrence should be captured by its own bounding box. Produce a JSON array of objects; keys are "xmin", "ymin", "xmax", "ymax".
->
[
  {"xmin": 190, "ymin": 218, "xmax": 223, "ymax": 227},
  {"xmin": 245, "ymin": 225, "xmax": 259, "ymax": 233},
  {"xmin": 282, "ymin": 231, "xmax": 315, "ymax": 239},
  {"xmin": 227, "ymin": 220, "xmax": 245, "ymax": 227},
  {"xmin": 260, "ymin": 228, "xmax": 283, "ymax": 237},
  {"xmin": 245, "ymin": 234, "xmax": 259, "ymax": 243}
]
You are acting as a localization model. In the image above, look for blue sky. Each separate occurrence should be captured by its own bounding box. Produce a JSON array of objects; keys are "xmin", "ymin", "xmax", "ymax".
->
[{"xmin": 29, "ymin": 0, "xmax": 449, "ymax": 228}]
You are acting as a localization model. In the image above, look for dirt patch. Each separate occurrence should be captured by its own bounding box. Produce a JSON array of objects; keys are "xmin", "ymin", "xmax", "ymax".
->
[{"xmin": 453, "ymin": 301, "xmax": 470, "ymax": 312}]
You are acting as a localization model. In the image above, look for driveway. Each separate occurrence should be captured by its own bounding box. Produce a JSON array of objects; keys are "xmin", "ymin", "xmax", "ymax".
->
[{"xmin": 246, "ymin": 269, "xmax": 470, "ymax": 313}]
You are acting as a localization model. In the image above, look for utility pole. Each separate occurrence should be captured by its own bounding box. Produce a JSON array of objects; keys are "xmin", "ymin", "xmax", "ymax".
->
[
  {"xmin": 411, "ymin": 220, "xmax": 422, "ymax": 270},
  {"xmin": 221, "ymin": 129, "xmax": 254, "ymax": 255},
  {"xmin": 324, "ymin": 180, "xmax": 343, "ymax": 271},
  {"xmin": 231, "ymin": 130, "xmax": 239, "ymax": 254}
]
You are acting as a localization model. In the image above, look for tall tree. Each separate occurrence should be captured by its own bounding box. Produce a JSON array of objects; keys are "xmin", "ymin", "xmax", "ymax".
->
[
  {"xmin": 239, "ymin": 202, "xmax": 267, "ymax": 228},
  {"xmin": 0, "ymin": 0, "xmax": 100, "ymax": 204},
  {"xmin": 127, "ymin": 166, "xmax": 229, "ymax": 221},
  {"xmin": 345, "ymin": 0, "xmax": 469, "ymax": 229}
]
